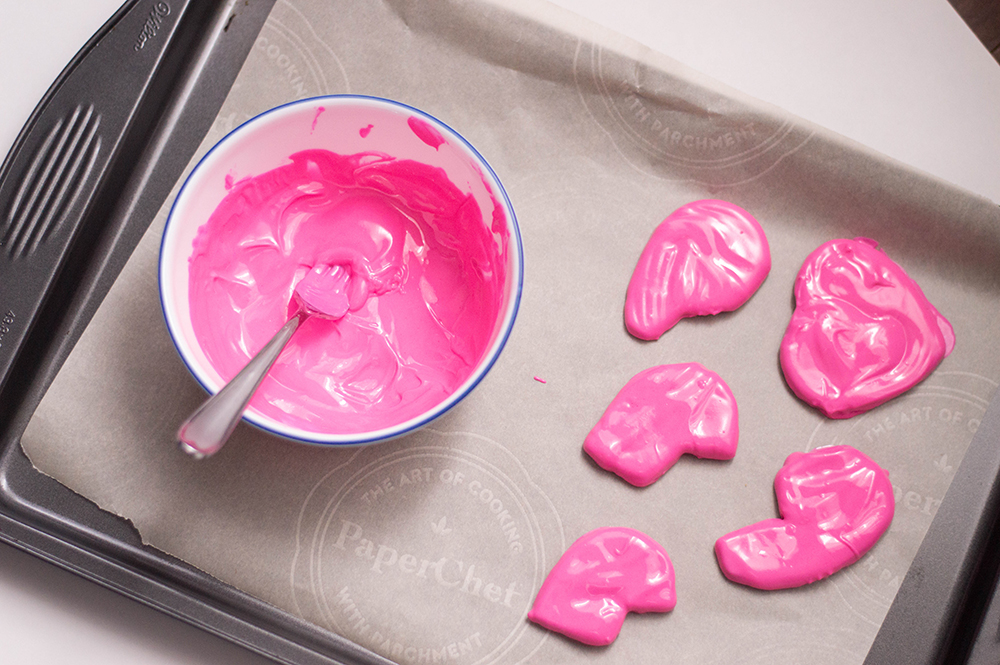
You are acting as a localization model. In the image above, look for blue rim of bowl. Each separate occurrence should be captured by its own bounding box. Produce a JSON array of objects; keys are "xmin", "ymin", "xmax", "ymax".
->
[{"xmin": 158, "ymin": 94, "xmax": 524, "ymax": 447}]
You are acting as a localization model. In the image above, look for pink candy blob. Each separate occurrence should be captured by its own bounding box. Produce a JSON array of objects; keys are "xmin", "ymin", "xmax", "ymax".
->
[
  {"xmin": 528, "ymin": 527, "xmax": 676, "ymax": 646},
  {"xmin": 187, "ymin": 148, "xmax": 508, "ymax": 435},
  {"xmin": 584, "ymin": 363, "xmax": 739, "ymax": 487},
  {"xmin": 625, "ymin": 200, "xmax": 770, "ymax": 340},
  {"xmin": 715, "ymin": 445, "xmax": 894, "ymax": 590},
  {"xmin": 780, "ymin": 237, "xmax": 955, "ymax": 419}
]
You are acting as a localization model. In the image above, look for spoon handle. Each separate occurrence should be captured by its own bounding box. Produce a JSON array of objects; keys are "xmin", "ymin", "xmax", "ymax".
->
[{"xmin": 178, "ymin": 314, "xmax": 302, "ymax": 458}]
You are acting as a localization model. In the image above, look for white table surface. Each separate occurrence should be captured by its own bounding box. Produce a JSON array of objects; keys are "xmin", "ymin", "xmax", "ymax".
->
[{"xmin": 1, "ymin": 1, "xmax": 998, "ymax": 663}]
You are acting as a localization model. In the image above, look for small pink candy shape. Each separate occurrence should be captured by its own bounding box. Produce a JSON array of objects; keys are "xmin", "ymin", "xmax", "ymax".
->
[
  {"xmin": 715, "ymin": 444, "xmax": 895, "ymax": 590},
  {"xmin": 528, "ymin": 527, "xmax": 676, "ymax": 646},
  {"xmin": 625, "ymin": 200, "xmax": 770, "ymax": 340},
  {"xmin": 584, "ymin": 363, "xmax": 739, "ymax": 487},
  {"xmin": 780, "ymin": 237, "xmax": 955, "ymax": 419}
]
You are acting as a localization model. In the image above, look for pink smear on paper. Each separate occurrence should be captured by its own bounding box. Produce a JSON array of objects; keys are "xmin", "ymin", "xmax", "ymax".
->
[
  {"xmin": 528, "ymin": 527, "xmax": 676, "ymax": 646},
  {"xmin": 625, "ymin": 200, "xmax": 770, "ymax": 340},
  {"xmin": 780, "ymin": 237, "xmax": 955, "ymax": 419},
  {"xmin": 584, "ymin": 363, "xmax": 738, "ymax": 487},
  {"xmin": 407, "ymin": 115, "xmax": 445, "ymax": 150},
  {"xmin": 715, "ymin": 444, "xmax": 894, "ymax": 590}
]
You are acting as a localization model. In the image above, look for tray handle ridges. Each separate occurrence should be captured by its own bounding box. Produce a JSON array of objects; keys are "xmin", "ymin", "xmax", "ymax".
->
[{"xmin": 1, "ymin": 104, "xmax": 102, "ymax": 259}]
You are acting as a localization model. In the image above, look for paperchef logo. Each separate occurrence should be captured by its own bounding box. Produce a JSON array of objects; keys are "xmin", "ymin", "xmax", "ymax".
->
[
  {"xmin": 806, "ymin": 371, "xmax": 996, "ymax": 623},
  {"xmin": 574, "ymin": 41, "xmax": 813, "ymax": 186},
  {"xmin": 291, "ymin": 430, "xmax": 564, "ymax": 665}
]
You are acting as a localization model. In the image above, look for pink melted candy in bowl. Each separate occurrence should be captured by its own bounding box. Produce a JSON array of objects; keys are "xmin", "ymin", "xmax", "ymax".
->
[{"xmin": 159, "ymin": 96, "xmax": 522, "ymax": 446}]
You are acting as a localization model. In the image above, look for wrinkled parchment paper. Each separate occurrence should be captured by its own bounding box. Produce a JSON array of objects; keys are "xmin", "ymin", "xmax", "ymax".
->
[{"xmin": 21, "ymin": 0, "xmax": 1000, "ymax": 663}]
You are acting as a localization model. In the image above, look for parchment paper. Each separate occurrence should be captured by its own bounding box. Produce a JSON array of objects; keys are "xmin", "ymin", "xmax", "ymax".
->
[{"xmin": 21, "ymin": 0, "xmax": 1000, "ymax": 663}]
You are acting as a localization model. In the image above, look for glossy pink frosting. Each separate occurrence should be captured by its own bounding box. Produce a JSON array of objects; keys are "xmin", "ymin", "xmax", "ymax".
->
[
  {"xmin": 187, "ymin": 148, "xmax": 507, "ymax": 434},
  {"xmin": 715, "ymin": 445, "xmax": 894, "ymax": 590},
  {"xmin": 625, "ymin": 200, "xmax": 770, "ymax": 340},
  {"xmin": 780, "ymin": 237, "xmax": 955, "ymax": 419},
  {"xmin": 528, "ymin": 527, "xmax": 676, "ymax": 646},
  {"xmin": 584, "ymin": 363, "xmax": 738, "ymax": 487}
]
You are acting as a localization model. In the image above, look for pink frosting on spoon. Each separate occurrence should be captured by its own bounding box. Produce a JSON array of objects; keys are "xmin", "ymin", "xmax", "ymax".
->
[
  {"xmin": 187, "ymin": 148, "xmax": 508, "ymax": 434},
  {"xmin": 293, "ymin": 264, "xmax": 351, "ymax": 319},
  {"xmin": 528, "ymin": 527, "xmax": 676, "ymax": 646},
  {"xmin": 715, "ymin": 445, "xmax": 894, "ymax": 590},
  {"xmin": 780, "ymin": 237, "xmax": 955, "ymax": 419},
  {"xmin": 625, "ymin": 200, "xmax": 770, "ymax": 340},
  {"xmin": 584, "ymin": 363, "xmax": 738, "ymax": 487}
]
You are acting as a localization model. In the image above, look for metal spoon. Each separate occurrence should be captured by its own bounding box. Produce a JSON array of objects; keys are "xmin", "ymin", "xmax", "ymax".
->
[{"xmin": 178, "ymin": 264, "xmax": 351, "ymax": 458}]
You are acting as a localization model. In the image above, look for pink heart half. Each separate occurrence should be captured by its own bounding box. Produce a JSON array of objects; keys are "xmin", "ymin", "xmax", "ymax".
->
[
  {"xmin": 584, "ymin": 363, "xmax": 739, "ymax": 487},
  {"xmin": 625, "ymin": 199, "xmax": 771, "ymax": 340},
  {"xmin": 715, "ymin": 444, "xmax": 895, "ymax": 590},
  {"xmin": 528, "ymin": 527, "xmax": 676, "ymax": 646}
]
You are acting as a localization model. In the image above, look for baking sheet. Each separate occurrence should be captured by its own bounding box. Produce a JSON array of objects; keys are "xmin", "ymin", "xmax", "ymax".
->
[{"xmin": 19, "ymin": 0, "xmax": 1000, "ymax": 663}]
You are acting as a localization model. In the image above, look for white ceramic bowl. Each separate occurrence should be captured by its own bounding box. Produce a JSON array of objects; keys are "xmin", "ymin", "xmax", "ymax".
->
[{"xmin": 159, "ymin": 95, "xmax": 522, "ymax": 446}]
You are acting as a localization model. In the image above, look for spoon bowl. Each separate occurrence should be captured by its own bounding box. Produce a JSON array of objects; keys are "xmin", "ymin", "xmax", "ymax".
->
[{"xmin": 178, "ymin": 264, "xmax": 355, "ymax": 458}]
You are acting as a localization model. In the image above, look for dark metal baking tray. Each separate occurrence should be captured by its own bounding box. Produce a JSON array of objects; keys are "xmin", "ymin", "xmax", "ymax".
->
[
  {"xmin": 0, "ymin": 1, "xmax": 998, "ymax": 663},
  {"xmin": 0, "ymin": 1, "xmax": 387, "ymax": 662}
]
